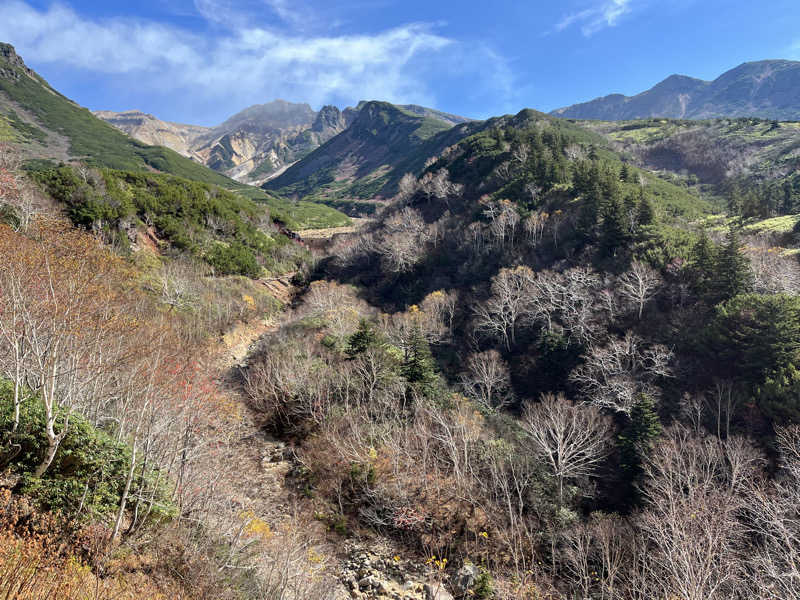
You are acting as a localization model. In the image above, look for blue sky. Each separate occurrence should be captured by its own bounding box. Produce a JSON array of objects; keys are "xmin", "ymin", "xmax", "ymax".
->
[{"xmin": 1, "ymin": 0, "xmax": 799, "ymax": 126}]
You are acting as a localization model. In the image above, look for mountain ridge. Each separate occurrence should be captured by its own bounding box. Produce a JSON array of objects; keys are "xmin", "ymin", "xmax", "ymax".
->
[
  {"xmin": 96, "ymin": 100, "xmax": 471, "ymax": 185},
  {"xmin": 552, "ymin": 59, "xmax": 800, "ymax": 120},
  {"xmin": 263, "ymin": 100, "xmax": 482, "ymax": 210}
]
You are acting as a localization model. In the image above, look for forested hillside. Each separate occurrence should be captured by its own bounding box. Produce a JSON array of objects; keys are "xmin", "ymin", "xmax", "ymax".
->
[
  {"xmin": 264, "ymin": 101, "xmax": 479, "ymax": 214},
  {"xmin": 241, "ymin": 109, "xmax": 800, "ymax": 598},
  {"xmin": 584, "ymin": 117, "xmax": 800, "ymax": 220}
]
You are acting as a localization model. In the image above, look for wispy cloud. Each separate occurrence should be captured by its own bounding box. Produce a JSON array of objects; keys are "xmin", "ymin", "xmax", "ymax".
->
[
  {"xmin": 192, "ymin": 0, "xmax": 309, "ymax": 30},
  {"xmin": 555, "ymin": 0, "xmax": 635, "ymax": 36},
  {"xmin": 261, "ymin": 0, "xmax": 304, "ymax": 26},
  {"xmin": 0, "ymin": 0, "xmax": 514, "ymax": 121}
]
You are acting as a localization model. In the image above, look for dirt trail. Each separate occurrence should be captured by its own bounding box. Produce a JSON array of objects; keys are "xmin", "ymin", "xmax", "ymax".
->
[
  {"xmin": 203, "ymin": 276, "xmax": 332, "ymax": 540},
  {"xmin": 300, "ymin": 217, "xmax": 373, "ymax": 240},
  {"xmin": 205, "ymin": 307, "xmax": 294, "ymax": 524}
]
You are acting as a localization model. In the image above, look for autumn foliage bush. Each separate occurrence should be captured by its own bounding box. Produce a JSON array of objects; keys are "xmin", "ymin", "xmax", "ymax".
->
[{"xmin": 0, "ymin": 488, "xmax": 187, "ymax": 599}]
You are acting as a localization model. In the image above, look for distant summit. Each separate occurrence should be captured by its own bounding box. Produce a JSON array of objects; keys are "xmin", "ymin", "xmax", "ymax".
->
[
  {"xmin": 97, "ymin": 100, "xmax": 470, "ymax": 184},
  {"xmin": 552, "ymin": 60, "xmax": 800, "ymax": 120}
]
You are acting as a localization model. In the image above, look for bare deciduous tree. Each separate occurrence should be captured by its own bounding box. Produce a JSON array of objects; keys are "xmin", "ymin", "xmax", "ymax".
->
[
  {"xmin": 460, "ymin": 350, "xmax": 513, "ymax": 411},
  {"xmin": 396, "ymin": 172, "xmax": 419, "ymax": 203},
  {"xmin": 473, "ymin": 266, "xmax": 533, "ymax": 349},
  {"xmin": 523, "ymin": 210, "xmax": 548, "ymax": 246},
  {"xmin": 522, "ymin": 393, "xmax": 612, "ymax": 504},
  {"xmin": 376, "ymin": 207, "xmax": 431, "ymax": 273},
  {"xmin": 637, "ymin": 427, "xmax": 756, "ymax": 600},
  {"xmin": 481, "ymin": 199, "xmax": 520, "ymax": 248},
  {"xmin": 745, "ymin": 235, "xmax": 800, "ymax": 295},
  {"xmin": 419, "ymin": 169, "xmax": 463, "ymax": 204},
  {"xmin": 570, "ymin": 332, "xmax": 673, "ymax": 414},
  {"xmin": 745, "ymin": 425, "xmax": 800, "ymax": 599},
  {"xmin": 618, "ymin": 260, "xmax": 661, "ymax": 320}
]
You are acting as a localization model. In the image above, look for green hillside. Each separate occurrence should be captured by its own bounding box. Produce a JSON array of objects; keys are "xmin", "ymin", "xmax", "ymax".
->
[
  {"xmin": 29, "ymin": 164, "xmax": 311, "ymax": 277},
  {"xmin": 582, "ymin": 117, "xmax": 800, "ymax": 218},
  {"xmin": 0, "ymin": 43, "xmax": 349, "ymax": 230},
  {"xmin": 0, "ymin": 53, "xmax": 231, "ymax": 186}
]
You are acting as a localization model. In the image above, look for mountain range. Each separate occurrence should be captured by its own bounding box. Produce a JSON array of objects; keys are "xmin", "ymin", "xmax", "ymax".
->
[
  {"xmin": 96, "ymin": 101, "xmax": 471, "ymax": 185},
  {"xmin": 552, "ymin": 59, "xmax": 800, "ymax": 121},
  {"xmin": 5, "ymin": 38, "xmax": 800, "ymax": 221}
]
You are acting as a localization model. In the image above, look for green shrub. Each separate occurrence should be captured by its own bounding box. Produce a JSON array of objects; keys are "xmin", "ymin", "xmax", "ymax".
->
[
  {"xmin": 206, "ymin": 242, "xmax": 262, "ymax": 277},
  {"xmin": 31, "ymin": 165, "xmax": 306, "ymax": 277},
  {"xmin": 0, "ymin": 380, "xmax": 174, "ymax": 522},
  {"xmin": 472, "ymin": 568, "xmax": 495, "ymax": 599}
]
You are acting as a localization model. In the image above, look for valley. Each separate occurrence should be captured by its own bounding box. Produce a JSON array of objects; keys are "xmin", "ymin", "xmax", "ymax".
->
[{"xmin": 2, "ymin": 35, "xmax": 800, "ymax": 600}]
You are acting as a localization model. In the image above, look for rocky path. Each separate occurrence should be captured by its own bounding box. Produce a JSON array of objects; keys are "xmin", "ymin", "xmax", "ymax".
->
[
  {"xmin": 203, "ymin": 273, "xmax": 465, "ymax": 599},
  {"xmin": 206, "ymin": 308, "xmax": 297, "ymax": 523}
]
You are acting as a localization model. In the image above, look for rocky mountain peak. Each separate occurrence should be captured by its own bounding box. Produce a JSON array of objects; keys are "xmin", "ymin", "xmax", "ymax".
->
[
  {"xmin": 312, "ymin": 105, "xmax": 345, "ymax": 132},
  {"xmin": 217, "ymin": 100, "xmax": 316, "ymax": 134},
  {"xmin": 0, "ymin": 42, "xmax": 36, "ymax": 81}
]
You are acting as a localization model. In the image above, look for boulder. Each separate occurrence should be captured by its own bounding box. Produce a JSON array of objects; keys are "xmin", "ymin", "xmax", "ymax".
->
[
  {"xmin": 450, "ymin": 564, "xmax": 479, "ymax": 598},
  {"xmin": 424, "ymin": 582, "xmax": 454, "ymax": 600}
]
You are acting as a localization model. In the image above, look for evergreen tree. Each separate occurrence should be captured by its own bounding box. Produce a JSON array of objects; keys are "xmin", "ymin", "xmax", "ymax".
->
[
  {"xmin": 741, "ymin": 189, "xmax": 761, "ymax": 219},
  {"xmin": 618, "ymin": 394, "xmax": 662, "ymax": 505},
  {"xmin": 620, "ymin": 163, "xmax": 630, "ymax": 183},
  {"xmin": 346, "ymin": 319, "xmax": 378, "ymax": 357},
  {"xmin": 706, "ymin": 293, "xmax": 800, "ymax": 385},
  {"xmin": 782, "ymin": 180, "xmax": 795, "ymax": 214},
  {"xmin": 636, "ymin": 193, "xmax": 656, "ymax": 227},
  {"xmin": 402, "ymin": 326, "xmax": 436, "ymax": 385},
  {"xmin": 600, "ymin": 166, "xmax": 621, "ymax": 202},
  {"xmin": 624, "ymin": 193, "xmax": 638, "ymax": 229},
  {"xmin": 572, "ymin": 160, "xmax": 591, "ymax": 196},
  {"xmin": 712, "ymin": 227, "xmax": 753, "ymax": 303},
  {"xmin": 577, "ymin": 183, "xmax": 602, "ymax": 242},
  {"xmin": 600, "ymin": 194, "xmax": 628, "ymax": 257},
  {"xmin": 689, "ymin": 229, "xmax": 717, "ymax": 297},
  {"xmin": 726, "ymin": 184, "xmax": 743, "ymax": 216}
]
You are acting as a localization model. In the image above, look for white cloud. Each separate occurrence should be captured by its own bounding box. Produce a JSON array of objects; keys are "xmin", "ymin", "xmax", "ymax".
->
[
  {"xmin": 262, "ymin": 0, "xmax": 303, "ymax": 26},
  {"xmin": 555, "ymin": 0, "xmax": 634, "ymax": 36},
  {"xmin": 0, "ymin": 0, "xmax": 510, "ymax": 120}
]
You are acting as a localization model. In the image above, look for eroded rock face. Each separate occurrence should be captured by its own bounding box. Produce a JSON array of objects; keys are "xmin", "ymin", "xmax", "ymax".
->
[
  {"xmin": 95, "ymin": 100, "xmax": 344, "ymax": 184},
  {"xmin": 92, "ymin": 110, "xmax": 209, "ymax": 158}
]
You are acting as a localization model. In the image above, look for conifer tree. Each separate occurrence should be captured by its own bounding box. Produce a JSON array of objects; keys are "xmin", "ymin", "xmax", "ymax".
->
[
  {"xmin": 689, "ymin": 229, "xmax": 717, "ymax": 297},
  {"xmin": 636, "ymin": 193, "xmax": 655, "ymax": 227},
  {"xmin": 726, "ymin": 184, "xmax": 743, "ymax": 216},
  {"xmin": 600, "ymin": 193, "xmax": 628, "ymax": 257},
  {"xmin": 713, "ymin": 227, "xmax": 753, "ymax": 303},
  {"xmin": 624, "ymin": 192, "xmax": 637, "ymax": 226},
  {"xmin": 577, "ymin": 183, "xmax": 602, "ymax": 242},
  {"xmin": 618, "ymin": 394, "xmax": 662, "ymax": 504},
  {"xmin": 620, "ymin": 163, "xmax": 630, "ymax": 183},
  {"xmin": 346, "ymin": 319, "xmax": 378, "ymax": 357},
  {"xmin": 402, "ymin": 325, "xmax": 436, "ymax": 385}
]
